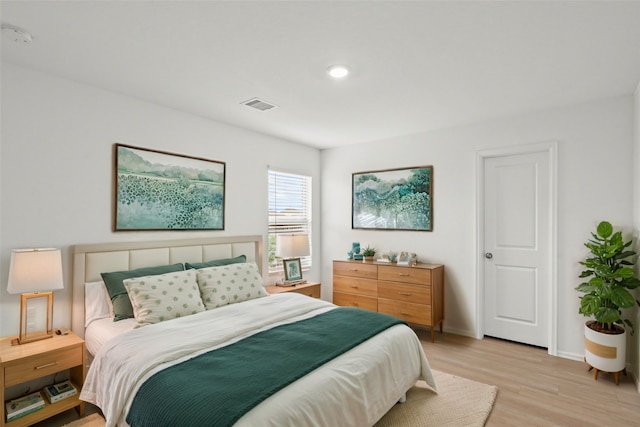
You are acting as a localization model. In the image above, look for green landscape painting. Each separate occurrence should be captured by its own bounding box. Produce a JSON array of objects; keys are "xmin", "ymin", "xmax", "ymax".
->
[
  {"xmin": 115, "ymin": 144, "xmax": 225, "ymax": 230},
  {"xmin": 352, "ymin": 166, "xmax": 432, "ymax": 231}
]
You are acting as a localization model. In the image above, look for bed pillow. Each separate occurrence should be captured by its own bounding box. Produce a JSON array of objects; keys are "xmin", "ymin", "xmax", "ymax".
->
[
  {"xmin": 123, "ymin": 269, "xmax": 205, "ymax": 326},
  {"xmin": 85, "ymin": 281, "xmax": 113, "ymax": 327},
  {"xmin": 101, "ymin": 263, "xmax": 184, "ymax": 321},
  {"xmin": 185, "ymin": 255, "xmax": 246, "ymax": 270},
  {"xmin": 196, "ymin": 262, "xmax": 268, "ymax": 309}
]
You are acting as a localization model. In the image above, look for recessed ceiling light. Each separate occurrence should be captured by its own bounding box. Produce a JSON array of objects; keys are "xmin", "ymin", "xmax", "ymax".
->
[
  {"xmin": 327, "ymin": 65, "xmax": 350, "ymax": 79},
  {"xmin": 1, "ymin": 24, "xmax": 32, "ymax": 44}
]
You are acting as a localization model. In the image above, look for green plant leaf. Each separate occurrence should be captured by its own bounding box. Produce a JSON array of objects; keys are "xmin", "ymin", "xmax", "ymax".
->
[
  {"xmin": 575, "ymin": 283, "xmax": 595, "ymax": 294},
  {"xmin": 595, "ymin": 306, "xmax": 619, "ymax": 323},
  {"xmin": 610, "ymin": 286, "xmax": 635, "ymax": 308},
  {"xmin": 597, "ymin": 221, "xmax": 613, "ymax": 238}
]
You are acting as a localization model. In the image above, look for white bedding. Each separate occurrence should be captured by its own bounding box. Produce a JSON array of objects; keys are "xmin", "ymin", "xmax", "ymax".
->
[{"xmin": 81, "ymin": 293, "xmax": 436, "ymax": 427}]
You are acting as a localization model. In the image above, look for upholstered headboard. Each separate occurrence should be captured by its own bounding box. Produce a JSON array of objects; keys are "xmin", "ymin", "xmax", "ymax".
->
[{"xmin": 71, "ymin": 235, "xmax": 263, "ymax": 338}]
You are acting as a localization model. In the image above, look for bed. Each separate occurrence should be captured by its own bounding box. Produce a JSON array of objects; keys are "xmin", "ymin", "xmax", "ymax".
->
[{"xmin": 71, "ymin": 235, "xmax": 436, "ymax": 427}]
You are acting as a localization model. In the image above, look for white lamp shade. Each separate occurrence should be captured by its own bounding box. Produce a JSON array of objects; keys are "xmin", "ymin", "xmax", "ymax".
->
[
  {"xmin": 276, "ymin": 234, "xmax": 310, "ymax": 258},
  {"xmin": 7, "ymin": 248, "xmax": 64, "ymax": 294}
]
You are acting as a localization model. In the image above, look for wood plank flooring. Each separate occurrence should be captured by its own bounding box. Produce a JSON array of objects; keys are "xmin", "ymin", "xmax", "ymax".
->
[{"xmin": 417, "ymin": 330, "xmax": 640, "ymax": 427}]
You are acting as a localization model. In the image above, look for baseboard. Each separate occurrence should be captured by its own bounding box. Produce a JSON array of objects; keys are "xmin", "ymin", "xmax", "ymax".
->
[
  {"xmin": 441, "ymin": 326, "xmax": 476, "ymax": 338},
  {"xmin": 556, "ymin": 350, "xmax": 584, "ymax": 362}
]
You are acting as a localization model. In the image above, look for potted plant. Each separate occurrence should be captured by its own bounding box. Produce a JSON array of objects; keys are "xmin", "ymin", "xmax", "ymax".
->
[
  {"xmin": 576, "ymin": 221, "xmax": 640, "ymax": 380},
  {"xmin": 362, "ymin": 245, "xmax": 376, "ymax": 262}
]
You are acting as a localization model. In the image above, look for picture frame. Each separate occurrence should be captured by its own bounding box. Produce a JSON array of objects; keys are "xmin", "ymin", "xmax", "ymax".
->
[
  {"xmin": 352, "ymin": 165, "xmax": 433, "ymax": 231},
  {"xmin": 114, "ymin": 143, "xmax": 225, "ymax": 231},
  {"xmin": 283, "ymin": 258, "xmax": 303, "ymax": 281}
]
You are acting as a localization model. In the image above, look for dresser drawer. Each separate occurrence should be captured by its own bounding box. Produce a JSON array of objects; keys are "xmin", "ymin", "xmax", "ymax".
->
[
  {"xmin": 378, "ymin": 298, "xmax": 431, "ymax": 326},
  {"xmin": 4, "ymin": 345, "xmax": 82, "ymax": 387},
  {"xmin": 333, "ymin": 276, "xmax": 377, "ymax": 297},
  {"xmin": 378, "ymin": 281, "xmax": 430, "ymax": 304},
  {"xmin": 333, "ymin": 292, "xmax": 378, "ymax": 312},
  {"xmin": 378, "ymin": 265, "xmax": 431, "ymax": 285},
  {"xmin": 333, "ymin": 261, "xmax": 377, "ymax": 279}
]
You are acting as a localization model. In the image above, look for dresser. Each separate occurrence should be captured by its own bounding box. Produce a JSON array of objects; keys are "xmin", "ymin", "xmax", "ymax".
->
[{"xmin": 333, "ymin": 260, "xmax": 444, "ymax": 342}]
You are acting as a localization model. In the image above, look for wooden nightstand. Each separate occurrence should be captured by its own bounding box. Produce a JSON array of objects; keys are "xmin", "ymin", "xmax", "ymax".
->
[
  {"xmin": 0, "ymin": 331, "xmax": 85, "ymax": 427},
  {"xmin": 266, "ymin": 282, "xmax": 321, "ymax": 299}
]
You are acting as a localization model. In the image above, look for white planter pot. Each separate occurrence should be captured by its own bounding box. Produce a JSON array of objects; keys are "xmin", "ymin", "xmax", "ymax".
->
[{"xmin": 584, "ymin": 322, "xmax": 626, "ymax": 373}]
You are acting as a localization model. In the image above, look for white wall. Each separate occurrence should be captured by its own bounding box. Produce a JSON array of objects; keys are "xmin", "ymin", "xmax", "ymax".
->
[
  {"xmin": 0, "ymin": 63, "xmax": 322, "ymax": 337},
  {"xmin": 321, "ymin": 96, "xmax": 634, "ymax": 360}
]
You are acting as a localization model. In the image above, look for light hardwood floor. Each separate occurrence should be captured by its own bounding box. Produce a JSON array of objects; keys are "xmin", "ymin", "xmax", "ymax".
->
[{"xmin": 417, "ymin": 329, "xmax": 640, "ymax": 427}]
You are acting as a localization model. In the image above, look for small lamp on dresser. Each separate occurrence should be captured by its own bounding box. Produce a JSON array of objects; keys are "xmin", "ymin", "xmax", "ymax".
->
[
  {"xmin": 275, "ymin": 234, "xmax": 310, "ymax": 286},
  {"xmin": 7, "ymin": 248, "xmax": 64, "ymax": 345}
]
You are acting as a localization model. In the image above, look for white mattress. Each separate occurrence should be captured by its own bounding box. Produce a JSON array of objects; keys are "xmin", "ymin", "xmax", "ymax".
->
[{"xmin": 81, "ymin": 293, "xmax": 436, "ymax": 427}]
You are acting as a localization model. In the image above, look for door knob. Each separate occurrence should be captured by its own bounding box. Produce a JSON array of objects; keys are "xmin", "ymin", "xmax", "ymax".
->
[{"xmin": 485, "ymin": 252, "xmax": 493, "ymax": 259}]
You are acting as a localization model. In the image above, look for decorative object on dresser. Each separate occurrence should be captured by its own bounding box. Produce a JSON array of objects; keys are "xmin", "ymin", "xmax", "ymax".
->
[
  {"xmin": 275, "ymin": 234, "xmax": 310, "ymax": 286},
  {"xmin": 576, "ymin": 221, "xmax": 640, "ymax": 384},
  {"xmin": 352, "ymin": 165, "xmax": 433, "ymax": 231},
  {"xmin": 333, "ymin": 260, "xmax": 444, "ymax": 342},
  {"xmin": 0, "ymin": 331, "xmax": 86, "ymax": 427},
  {"xmin": 6, "ymin": 248, "xmax": 64, "ymax": 345},
  {"xmin": 114, "ymin": 143, "xmax": 226, "ymax": 231},
  {"xmin": 265, "ymin": 282, "xmax": 321, "ymax": 299},
  {"xmin": 361, "ymin": 245, "xmax": 376, "ymax": 262}
]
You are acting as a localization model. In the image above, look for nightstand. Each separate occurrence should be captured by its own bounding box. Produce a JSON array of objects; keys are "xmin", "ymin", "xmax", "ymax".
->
[
  {"xmin": 266, "ymin": 282, "xmax": 321, "ymax": 299},
  {"xmin": 0, "ymin": 331, "xmax": 85, "ymax": 427}
]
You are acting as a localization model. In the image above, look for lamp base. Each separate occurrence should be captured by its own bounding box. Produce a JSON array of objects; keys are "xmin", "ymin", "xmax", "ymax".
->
[{"xmin": 11, "ymin": 331, "xmax": 53, "ymax": 346}]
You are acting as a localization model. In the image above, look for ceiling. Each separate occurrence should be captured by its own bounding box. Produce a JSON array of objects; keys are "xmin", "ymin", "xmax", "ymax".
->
[{"xmin": 3, "ymin": 1, "xmax": 640, "ymax": 150}]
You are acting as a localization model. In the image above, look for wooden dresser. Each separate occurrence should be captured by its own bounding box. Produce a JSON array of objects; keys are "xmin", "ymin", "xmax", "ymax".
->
[{"xmin": 333, "ymin": 260, "xmax": 444, "ymax": 342}]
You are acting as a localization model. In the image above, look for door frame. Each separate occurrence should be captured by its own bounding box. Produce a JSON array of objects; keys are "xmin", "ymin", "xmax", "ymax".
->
[{"xmin": 476, "ymin": 141, "xmax": 558, "ymax": 356}]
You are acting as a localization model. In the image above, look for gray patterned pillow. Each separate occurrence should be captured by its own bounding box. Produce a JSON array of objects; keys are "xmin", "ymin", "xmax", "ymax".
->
[
  {"xmin": 196, "ymin": 262, "xmax": 268, "ymax": 309},
  {"xmin": 124, "ymin": 269, "xmax": 205, "ymax": 326}
]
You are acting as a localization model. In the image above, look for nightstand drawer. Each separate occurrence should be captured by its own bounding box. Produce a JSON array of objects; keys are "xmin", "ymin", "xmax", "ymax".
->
[
  {"xmin": 378, "ymin": 281, "xmax": 430, "ymax": 304},
  {"xmin": 333, "ymin": 276, "xmax": 377, "ymax": 297},
  {"xmin": 4, "ymin": 345, "xmax": 82, "ymax": 387},
  {"xmin": 378, "ymin": 265, "xmax": 431, "ymax": 285},
  {"xmin": 287, "ymin": 285, "xmax": 320, "ymax": 298},
  {"xmin": 333, "ymin": 292, "xmax": 378, "ymax": 312}
]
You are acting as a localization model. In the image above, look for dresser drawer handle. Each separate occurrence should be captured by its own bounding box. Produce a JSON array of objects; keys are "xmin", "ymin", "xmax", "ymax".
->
[
  {"xmin": 35, "ymin": 362, "xmax": 57, "ymax": 370},
  {"xmin": 400, "ymin": 312, "xmax": 410, "ymax": 316},
  {"xmin": 398, "ymin": 273, "xmax": 410, "ymax": 276},
  {"xmin": 398, "ymin": 292, "xmax": 412, "ymax": 296},
  {"xmin": 350, "ymin": 285, "xmax": 358, "ymax": 288},
  {"xmin": 349, "ymin": 268, "xmax": 359, "ymax": 271}
]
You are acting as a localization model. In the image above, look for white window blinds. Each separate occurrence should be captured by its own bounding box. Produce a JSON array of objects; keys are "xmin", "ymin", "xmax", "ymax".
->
[{"xmin": 268, "ymin": 170, "xmax": 312, "ymax": 272}]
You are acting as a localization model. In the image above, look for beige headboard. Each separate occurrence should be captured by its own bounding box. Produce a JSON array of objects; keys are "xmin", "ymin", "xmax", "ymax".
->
[{"xmin": 72, "ymin": 235, "xmax": 263, "ymax": 338}]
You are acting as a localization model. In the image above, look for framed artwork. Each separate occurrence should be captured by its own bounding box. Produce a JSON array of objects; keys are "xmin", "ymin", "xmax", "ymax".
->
[
  {"xmin": 114, "ymin": 143, "xmax": 225, "ymax": 231},
  {"xmin": 352, "ymin": 165, "xmax": 433, "ymax": 231},
  {"xmin": 283, "ymin": 258, "xmax": 303, "ymax": 281}
]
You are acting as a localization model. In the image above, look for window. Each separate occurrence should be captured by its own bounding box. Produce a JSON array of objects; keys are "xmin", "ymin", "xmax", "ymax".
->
[{"xmin": 268, "ymin": 170, "xmax": 312, "ymax": 273}]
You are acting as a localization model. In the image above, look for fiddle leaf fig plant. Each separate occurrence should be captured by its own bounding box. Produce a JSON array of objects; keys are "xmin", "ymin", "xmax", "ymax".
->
[{"xmin": 576, "ymin": 221, "xmax": 640, "ymax": 335}]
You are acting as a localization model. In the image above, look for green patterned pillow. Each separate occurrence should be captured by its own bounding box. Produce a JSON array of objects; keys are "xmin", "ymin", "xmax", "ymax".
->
[
  {"xmin": 196, "ymin": 262, "xmax": 268, "ymax": 309},
  {"xmin": 123, "ymin": 269, "xmax": 205, "ymax": 326}
]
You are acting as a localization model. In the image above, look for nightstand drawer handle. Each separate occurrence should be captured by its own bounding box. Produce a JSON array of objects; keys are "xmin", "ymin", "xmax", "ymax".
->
[
  {"xmin": 349, "ymin": 268, "xmax": 358, "ymax": 271},
  {"xmin": 398, "ymin": 273, "xmax": 410, "ymax": 276},
  {"xmin": 35, "ymin": 362, "xmax": 57, "ymax": 370},
  {"xmin": 400, "ymin": 312, "xmax": 410, "ymax": 316},
  {"xmin": 399, "ymin": 292, "xmax": 412, "ymax": 296},
  {"xmin": 350, "ymin": 285, "xmax": 358, "ymax": 288}
]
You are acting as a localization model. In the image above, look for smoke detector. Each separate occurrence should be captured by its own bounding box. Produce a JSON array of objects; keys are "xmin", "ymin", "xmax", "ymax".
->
[
  {"xmin": 241, "ymin": 98, "xmax": 278, "ymax": 111},
  {"xmin": 2, "ymin": 24, "xmax": 33, "ymax": 44}
]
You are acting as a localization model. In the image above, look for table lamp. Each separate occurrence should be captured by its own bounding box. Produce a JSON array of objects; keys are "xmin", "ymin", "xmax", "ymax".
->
[
  {"xmin": 275, "ymin": 234, "xmax": 310, "ymax": 285},
  {"xmin": 7, "ymin": 248, "xmax": 64, "ymax": 345}
]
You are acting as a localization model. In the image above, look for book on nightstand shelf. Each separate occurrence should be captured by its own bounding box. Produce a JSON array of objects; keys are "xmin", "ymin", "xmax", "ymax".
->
[
  {"xmin": 43, "ymin": 380, "xmax": 78, "ymax": 404},
  {"xmin": 5, "ymin": 391, "xmax": 45, "ymax": 422}
]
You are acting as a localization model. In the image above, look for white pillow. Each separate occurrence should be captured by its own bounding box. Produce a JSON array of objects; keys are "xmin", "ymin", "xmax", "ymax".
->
[
  {"xmin": 196, "ymin": 262, "xmax": 268, "ymax": 309},
  {"xmin": 85, "ymin": 281, "xmax": 113, "ymax": 327},
  {"xmin": 123, "ymin": 269, "xmax": 205, "ymax": 326}
]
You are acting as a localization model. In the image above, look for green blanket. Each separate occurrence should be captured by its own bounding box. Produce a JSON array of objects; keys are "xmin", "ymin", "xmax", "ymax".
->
[{"xmin": 126, "ymin": 307, "xmax": 405, "ymax": 427}]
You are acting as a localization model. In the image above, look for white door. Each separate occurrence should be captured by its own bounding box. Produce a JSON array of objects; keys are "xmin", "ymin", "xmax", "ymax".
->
[{"xmin": 483, "ymin": 151, "xmax": 550, "ymax": 348}]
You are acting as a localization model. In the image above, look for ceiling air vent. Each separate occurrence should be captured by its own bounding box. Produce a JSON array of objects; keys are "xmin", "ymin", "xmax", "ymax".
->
[{"xmin": 241, "ymin": 98, "xmax": 278, "ymax": 111}]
